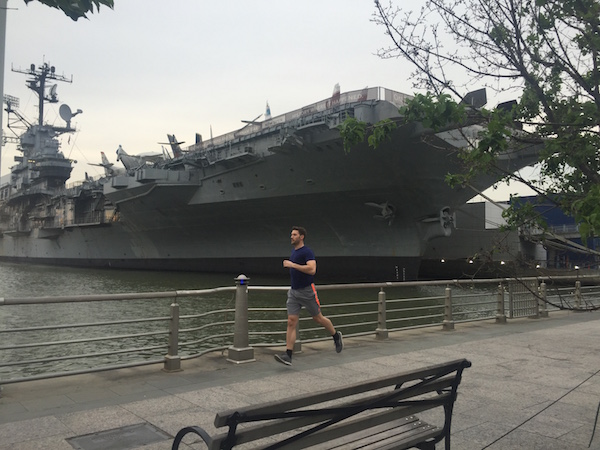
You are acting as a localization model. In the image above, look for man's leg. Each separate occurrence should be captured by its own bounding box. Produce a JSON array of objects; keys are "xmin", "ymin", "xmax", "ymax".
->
[
  {"xmin": 275, "ymin": 315, "xmax": 298, "ymax": 366},
  {"xmin": 313, "ymin": 313, "xmax": 343, "ymax": 353},
  {"xmin": 275, "ymin": 291, "xmax": 300, "ymax": 366},
  {"xmin": 312, "ymin": 313, "xmax": 335, "ymax": 334},
  {"xmin": 286, "ymin": 314, "xmax": 299, "ymax": 350}
]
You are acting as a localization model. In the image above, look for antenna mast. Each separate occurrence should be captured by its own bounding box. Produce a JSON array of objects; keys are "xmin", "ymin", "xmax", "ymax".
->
[{"xmin": 12, "ymin": 63, "xmax": 72, "ymax": 126}]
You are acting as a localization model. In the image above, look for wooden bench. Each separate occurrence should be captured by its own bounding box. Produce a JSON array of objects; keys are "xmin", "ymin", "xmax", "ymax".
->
[{"xmin": 172, "ymin": 358, "xmax": 471, "ymax": 450}]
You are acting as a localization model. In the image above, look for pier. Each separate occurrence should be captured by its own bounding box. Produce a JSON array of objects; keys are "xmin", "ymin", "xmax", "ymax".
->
[
  {"xmin": 1, "ymin": 275, "xmax": 600, "ymax": 449},
  {"xmin": 1, "ymin": 309, "xmax": 600, "ymax": 448}
]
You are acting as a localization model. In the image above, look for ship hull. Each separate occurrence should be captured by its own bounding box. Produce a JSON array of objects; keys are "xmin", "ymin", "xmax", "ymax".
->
[
  {"xmin": 0, "ymin": 214, "xmax": 421, "ymax": 281},
  {"xmin": 0, "ymin": 254, "xmax": 420, "ymax": 282}
]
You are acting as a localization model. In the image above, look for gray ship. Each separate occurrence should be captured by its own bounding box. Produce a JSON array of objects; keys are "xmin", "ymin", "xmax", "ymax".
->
[{"xmin": 0, "ymin": 63, "xmax": 540, "ymax": 281}]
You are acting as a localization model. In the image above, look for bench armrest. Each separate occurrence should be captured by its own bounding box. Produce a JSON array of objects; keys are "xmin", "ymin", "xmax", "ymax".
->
[{"xmin": 172, "ymin": 425, "xmax": 212, "ymax": 450}]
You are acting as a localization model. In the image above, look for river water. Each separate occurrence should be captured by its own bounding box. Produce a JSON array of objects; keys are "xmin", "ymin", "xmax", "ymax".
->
[
  {"xmin": 0, "ymin": 262, "xmax": 288, "ymax": 298},
  {"xmin": 0, "ymin": 262, "xmax": 298, "ymax": 379}
]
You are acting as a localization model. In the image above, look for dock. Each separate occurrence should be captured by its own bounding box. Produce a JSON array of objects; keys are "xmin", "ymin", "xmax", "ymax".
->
[{"xmin": 1, "ymin": 310, "xmax": 600, "ymax": 449}]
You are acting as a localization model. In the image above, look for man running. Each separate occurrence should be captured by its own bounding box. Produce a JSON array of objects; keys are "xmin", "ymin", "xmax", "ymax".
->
[{"xmin": 275, "ymin": 226, "xmax": 343, "ymax": 366}]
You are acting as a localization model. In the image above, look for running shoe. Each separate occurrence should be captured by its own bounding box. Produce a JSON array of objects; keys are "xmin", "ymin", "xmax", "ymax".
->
[
  {"xmin": 274, "ymin": 353, "xmax": 292, "ymax": 366},
  {"xmin": 334, "ymin": 331, "xmax": 344, "ymax": 353}
]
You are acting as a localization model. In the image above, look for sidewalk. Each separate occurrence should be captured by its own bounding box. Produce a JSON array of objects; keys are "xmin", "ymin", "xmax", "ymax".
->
[{"xmin": 1, "ymin": 311, "xmax": 600, "ymax": 449}]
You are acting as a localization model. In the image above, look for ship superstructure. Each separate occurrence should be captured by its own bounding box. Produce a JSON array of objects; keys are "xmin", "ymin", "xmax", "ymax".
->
[
  {"xmin": 0, "ymin": 63, "xmax": 112, "ymax": 239},
  {"xmin": 0, "ymin": 66, "xmax": 541, "ymax": 281}
]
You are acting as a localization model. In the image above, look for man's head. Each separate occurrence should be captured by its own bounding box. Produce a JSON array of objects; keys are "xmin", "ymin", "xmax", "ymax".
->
[{"xmin": 290, "ymin": 226, "xmax": 307, "ymax": 248}]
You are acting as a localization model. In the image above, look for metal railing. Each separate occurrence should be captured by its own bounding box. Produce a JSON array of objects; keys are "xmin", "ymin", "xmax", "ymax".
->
[{"xmin": 1, "ymin": 274, "xmax": 599, "ymax": 384}]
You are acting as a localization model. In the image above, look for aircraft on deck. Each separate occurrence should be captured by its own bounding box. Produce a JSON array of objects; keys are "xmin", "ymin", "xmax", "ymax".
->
[
  {"xmin": 88, "ymin": 151, "xmax": 125, "ymax": 177},
  {"xmin": 115, "ymin": 145, "xmax": 163, "ymax": 172},
  {"xmin": 162, "ymin": 134, "xmax": 185, "ymax": 159}
]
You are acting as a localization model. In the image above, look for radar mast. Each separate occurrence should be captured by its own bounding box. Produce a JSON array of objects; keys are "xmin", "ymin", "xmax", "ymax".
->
[{"xmin": 12, "ymin": 62, "xmax": 73, "ymax": 127}]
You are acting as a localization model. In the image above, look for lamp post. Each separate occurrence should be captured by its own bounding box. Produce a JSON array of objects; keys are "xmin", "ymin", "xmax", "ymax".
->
[{"xmin": 0, "ymin": 0, "xmax": 8, "ymax": 178}]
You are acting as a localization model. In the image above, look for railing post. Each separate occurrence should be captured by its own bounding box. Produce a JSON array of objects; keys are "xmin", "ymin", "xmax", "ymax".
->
[
  {"xmin": 376, "ymin": 288, "xmax": 389, "ymax": 340},
  {"xmin": 227, "ymin": 274, "xmax": 255, "ymax": 364},
  {"xmin": 531, "ymin": 280, "xmax": 540, "ymax": 319},
  {"xmin": 496, "ymin": 283, "xmax": 506, "ymax": 324},
  {"xmin": 442, "ymin": 286, "xmax": 454, "ymax": 331},
  {"xmin": 164, "ymin": 296, "xmax": 182, "ymax": 372},
  {"xmin": 575, "ymin": 280, "xmax": 582, "ymax": 310},
  {"xmin": 539, "ymin": 281, "xmax": 548, "ymax": 317}
]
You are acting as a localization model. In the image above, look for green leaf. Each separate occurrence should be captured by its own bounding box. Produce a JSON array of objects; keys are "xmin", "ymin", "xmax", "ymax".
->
[
  {"xmin": 337, "ymin": 118, "xmax": 367, "ymax": 154},
  {"xmin": 23, "ymin": 0, "xmax": 114, "ymax": 20}
]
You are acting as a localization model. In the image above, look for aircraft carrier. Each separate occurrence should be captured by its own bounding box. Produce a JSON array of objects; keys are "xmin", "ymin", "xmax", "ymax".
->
[{"xmin": 0, "ymin": 63, "xmax": 540, "ymax": 281}]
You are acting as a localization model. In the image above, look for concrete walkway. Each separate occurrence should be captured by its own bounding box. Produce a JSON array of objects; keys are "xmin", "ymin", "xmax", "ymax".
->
[{"xmin": 2, "ymin": 310, "xmax": 600, "ymax": 449}]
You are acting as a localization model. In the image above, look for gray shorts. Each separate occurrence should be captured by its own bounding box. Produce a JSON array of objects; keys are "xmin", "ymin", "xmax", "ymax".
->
[{"xmin": 286, "ymin": 284, "xmax": 321, "ymax": 317}]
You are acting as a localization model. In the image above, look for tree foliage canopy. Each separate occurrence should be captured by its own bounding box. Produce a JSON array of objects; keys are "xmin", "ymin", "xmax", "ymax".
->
[
  {"xmin": 23, "ymin": 0, "xmax": 114, "ymax": 20},
  {"xmin": 371, "ymin": 0, "xmax": 600, "ymax": 246}
]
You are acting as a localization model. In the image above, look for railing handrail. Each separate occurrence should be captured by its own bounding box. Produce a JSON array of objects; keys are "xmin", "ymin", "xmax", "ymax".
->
[
  {"xmin": 0, "ymin": 286, "xmax": 236, "ymax": 305},
  {"xmin": 2, "ymin": 274, "xmax": 600, "ymax": 384},
  {"xmin": 3, "ymin": 274, "xmax": 599, "ymax": 305}
]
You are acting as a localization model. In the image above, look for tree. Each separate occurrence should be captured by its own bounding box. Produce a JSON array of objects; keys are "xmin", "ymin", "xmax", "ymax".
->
[
  {"xmin": 364, "ymin": 0, "xmax": 600, "ymax": 268},
  {"xmin": 23, "ymin": 0, "xmax": 113, "ymax": 20}
]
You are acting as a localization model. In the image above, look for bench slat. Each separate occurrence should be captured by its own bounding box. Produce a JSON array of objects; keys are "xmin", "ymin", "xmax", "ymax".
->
[
  {"xmin": 349, "ymin": 424, "xmax": 440, "ymax": 450},
  {"xmin": 214, "ymin": 359, "xmax": 470, "ymax": 428},
  {"xmin": 210, "ymin": 394, "xmax": 451, "ymax": 449},
  {"xmin": 305, "ymin": 416, "xmax": 440, "ymax": 450},
  {"xmin": 210, "ymin": 375, "xmax": 456, "ymax": 448}
]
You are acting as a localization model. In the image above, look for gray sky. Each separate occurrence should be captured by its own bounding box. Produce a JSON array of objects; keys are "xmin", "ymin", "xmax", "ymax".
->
[{"xmin": 1, "ymin": 0, "xmax": 534, "ymax": 199}]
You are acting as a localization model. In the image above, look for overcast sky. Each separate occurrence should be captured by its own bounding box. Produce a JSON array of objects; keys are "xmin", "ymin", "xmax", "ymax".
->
[{"xmin": 1, "ymin": 0, "xmax": 534, "ymax": 200}]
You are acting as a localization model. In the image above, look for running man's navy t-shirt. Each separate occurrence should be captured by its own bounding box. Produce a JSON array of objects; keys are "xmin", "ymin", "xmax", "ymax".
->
[{"xmin": 290, "ymin": 246, "xmax": 315, "ymax": 289}]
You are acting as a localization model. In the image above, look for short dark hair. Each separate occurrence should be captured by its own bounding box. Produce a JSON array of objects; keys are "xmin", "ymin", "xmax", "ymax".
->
[{"xmin": 291, "ymin": 226, "xmax": 307, "ymax": 239}]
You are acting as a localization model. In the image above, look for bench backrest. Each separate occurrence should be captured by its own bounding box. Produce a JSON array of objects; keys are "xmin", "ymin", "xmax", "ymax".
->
[{"xmin": 209, "ymin": 358, "xmax": 471, "ymax": 449}]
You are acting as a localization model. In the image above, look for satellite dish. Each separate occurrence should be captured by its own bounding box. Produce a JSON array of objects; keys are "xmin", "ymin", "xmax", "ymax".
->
[
  {"xmin": 49, "ymin": 84, "xmax": 58, "ymax": 98},
  {"xmin": 59, "ymin": 104, "xmax": 73, "ymax": 122}
]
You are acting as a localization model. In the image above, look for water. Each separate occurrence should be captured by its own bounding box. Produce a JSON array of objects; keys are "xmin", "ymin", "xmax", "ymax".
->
[
  {"xmin": 0, "ymin": 262, "xmax": 295, "ymax": 379},
  {"xmin": 0, "ymin": 262, "xmax": 290, "ymax": 298}
]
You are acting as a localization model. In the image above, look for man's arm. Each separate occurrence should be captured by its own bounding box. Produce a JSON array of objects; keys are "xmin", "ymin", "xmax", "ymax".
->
[{"xmin": 283, "ymin": 259, "xmax": 316, "ymax": 275}]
